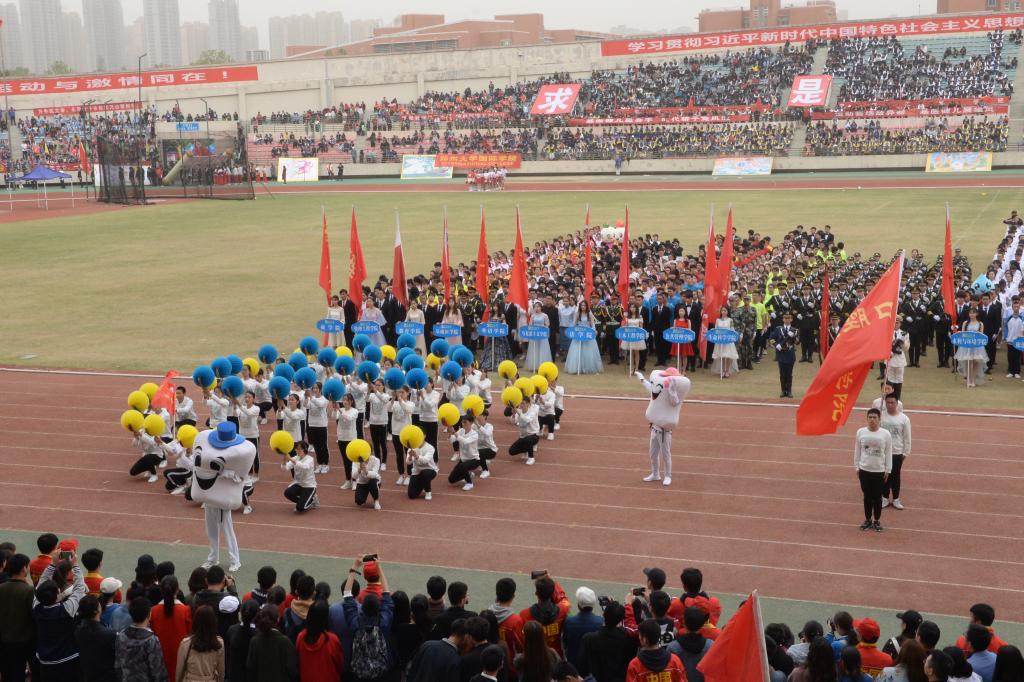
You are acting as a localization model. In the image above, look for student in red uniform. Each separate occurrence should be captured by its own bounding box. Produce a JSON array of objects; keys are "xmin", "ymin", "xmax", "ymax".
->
[
  {"xmin": 954, "ymin": 603, "xmax": 1009, "ymax": 654},
  {"xmin": 668, "ymin": 567, "xmax": 723, "ymax": 628},
  {"xmin": 81, "ymin": 548, "xmax": 110, "ymax": 599},
  {"xmin": 356, "ymin": 560, "xmax": 385, "ymax": 604},
  {"xmin": 29, "ymin": 533, "xmax": 59, "ymax": 584},
  {"xmin": 626, "ymin": 620, "xmax": 687, "ymax": 682},
  {"xmin": 854, "ymin": 618, "xmax": 894, "ymax": 677},
  {"xmin": 518, "ymin": 577, "xmax": 570, "ymax": 656},
  {"xmin": 488, "ymin": 577, "xmax": 524, "ymax": 677}
]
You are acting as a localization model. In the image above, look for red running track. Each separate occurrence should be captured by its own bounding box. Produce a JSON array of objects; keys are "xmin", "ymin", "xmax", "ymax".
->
[{"xmin": 0, "ymin": 368, "xmax": 1022, "ymax": 619}]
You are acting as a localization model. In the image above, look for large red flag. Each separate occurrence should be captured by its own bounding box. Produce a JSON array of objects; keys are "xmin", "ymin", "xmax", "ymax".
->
[
  {"xmin": 584, "ymin": 237, "xmax": 594, "ymax": 305},
  {"xmin": 717, "ymin": 207, "xmax": 734, "ymax": 299},
  {"xmin": 584, "ymin": 203, "xmax": 590, "ymax": 227},
  {"xmin": 942, "ymin": 205, "xmax": 957, "ymax": 330},
  {"xmin": 319, "ymin": 207, "xmax": 332, "ymax": 303},
  {"xmin": 820, "ymin": 266, "xmax": 831, "ymax": 360},
  {"xmin": 507, "ymin": 207, "xmax": 530, "ymax": 311},
  {"xmin": 393, "ymin": 210, "xmax": 408, "ymax": 307},
  {"xmin": 617, "ymin": 207, "xmax": 631, "ymax": 309},
  {"xmin": 348, "ymin": 207, "xmax": 367, "ymax": 310},
  {"xmin": 151, "ymin": 371, "xmax": 181, "ymax": 420},
  {"xmin": 697, "ymin": 591, "xmax": 769, "ymax": 682},
  {"xmin": 78, "ymin": 140, "xmax": 89, "ymax": 172},
  {"xmin": 797, "ymin": 255, "xmax": 904, "ymax": 435},
  {"xmin": 699, "ymin": 208, "xmax": 718, "ymax": 359},
  {"xmin": 441, "ymin": 209, "xmax": 452, "ymax": 302},
  {"xmin": 476, "ymin": 207, "xmax": 490, "ymax": 321}
]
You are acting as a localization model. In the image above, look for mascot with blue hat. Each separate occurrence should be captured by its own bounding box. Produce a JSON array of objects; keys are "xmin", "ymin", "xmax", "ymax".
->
[{"xmin": 190, "ymin": 421, "xmax": 256, "ymax": 572}]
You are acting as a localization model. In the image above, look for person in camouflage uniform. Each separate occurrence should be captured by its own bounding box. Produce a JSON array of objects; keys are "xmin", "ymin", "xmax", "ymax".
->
[{"xmin": 733, "ymin": 294, "xmax": 758, "ymax": 370}]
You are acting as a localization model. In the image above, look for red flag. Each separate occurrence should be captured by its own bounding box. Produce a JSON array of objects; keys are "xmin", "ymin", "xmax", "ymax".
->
[
  {"xmin": 476, "ymin": 207, "xmax": 490, "ymax": 320},
  {"xmin": 507, "ymin": 207, "xmax": 530, "ymax": 312},
  {"xmin": 617, "ymin": 207, "xmax": 631, "ymax": 309},
  {"xmin": 348, "ymin": 207, "xmax": 367, "ymax": 310},
  {"xmin": 697, "ymin": 591, "xmax": 769, "ymax": 682},
  {"xmin": 584, "ymin": 237, "xmax": 594, "ymax": 305},
  {"xmin": 717, "ymin": 207, "xmax": 734, "ymax": 299},
  {"xmin": 393, "ymin": 210, "xmax": 408, "ymax": 307},
  {"xmin": 78, "ymin": 140, "xmax": 89, "ymax": 172},
  {"xmin": 942, "ymin": 205, "xmax": 957, "ymax": 330},
  {"xmin": 441, "ymin": 209, "xmax": 451, "ymax": 302},
  {"xmin": 584, "ymin": 203, "xmax": 590, "ymax": 227},
  {"xmin": 820, "ymin": 267, "xmax": 831, "ymax": 360},
  {"xmin": 797, "ymin": 255, "xmax": 904, "ymax": 435},
  {"xmin": 151, "ymin": 371, "xmax": 181, "ymax": 420},
  {"xmin": 699, "ymin": 208, "xmax": 718, "ymax": 359},
  {"xmin": 318, "ymin": 208, "xmax": 332, "ymax": 303}
]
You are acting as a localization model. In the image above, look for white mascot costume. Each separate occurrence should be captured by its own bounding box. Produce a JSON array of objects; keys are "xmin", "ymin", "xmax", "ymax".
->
[
  {"xmin": 635, "ymin": 368, "xmax": 691, "ymax": 486},
  {"xmin": 190, "ymin": 422, "xmax": 256, "ymax": 571}
]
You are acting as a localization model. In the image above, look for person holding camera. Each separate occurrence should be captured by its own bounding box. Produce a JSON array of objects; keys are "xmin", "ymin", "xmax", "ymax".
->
[
  {"xmin": 884, "ymin": 316, "xmax": 910, "ymax": 401},
  {"xmin": 32, "ymin": 550, "xmax": 88, "ymax": 681},
  {"xmin": 770, "ymin": 313, "xmax": 798, "ymax": 398}
]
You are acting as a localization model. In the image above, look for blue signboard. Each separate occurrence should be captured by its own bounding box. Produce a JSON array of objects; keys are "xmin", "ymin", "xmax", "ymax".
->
[
  {"xmin": 519, "ymin": 325, "xmax": 550, "ymax": 341},
  {"xmin": 615, "ymin": 326, "xmax": 648, "ymax": 342},
  {"xmin": 351, "ymin": 321, "xmax": 381, "ymax": 335},
  {"xmin": 951, "ymin": 330, "xmax": 988, "ymax": 348},
  {"xmin": 316, "ymin": 318, "xmax": 345, "ymax": 333},
  {"xmin": 432, "ymin": 323, "xmax": 463, "ymax": 338},
  {"xmin": 663, "ymin": 327, "xmax": 696, "ymax": 344},
  {"xmin": 1013, "ymin": 337, "xmax": 1024, "ymax": 351},
  {"xmin": 706, "ymin": 328, "xmax": 740, "ymax": 345},
  {"xmin": 566, "ymin": 325, "xmax": 598, "ymax": 341},
  {"xmin": 478, "ymin": 321, "xmax": 509, "ymax": 338},
  {"xmin": 176, "ymin": 122, "xmax": 201, "ymax": 132},
  {"xmin": 396, "ymin": 321, "xmax": 424, "ymax": 336}
]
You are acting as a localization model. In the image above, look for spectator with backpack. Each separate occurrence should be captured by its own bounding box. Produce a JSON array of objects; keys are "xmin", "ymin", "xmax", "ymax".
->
[
  {"xmin": 283, "ymin": 575, "xmax": 316, "ymax": 642},
  {"xmin": 343, "ymin": 555, "xmax": 395, "ymax": 681},
  {"xmin": 667, "ymin": 606, "xmax": 713, "ymax": 682}
]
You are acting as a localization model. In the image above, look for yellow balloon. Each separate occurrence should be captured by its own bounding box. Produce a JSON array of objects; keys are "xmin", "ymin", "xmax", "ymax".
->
[
  {"xmin": 206, "ymin": 379, "xmax": 218, "ymax": 391},
  {"xmin": 127, "ymin": 390, "xmax": 150, "ymax": 412},
  {"xmin": 381, "ymin": 345, "xmax": 396, "ymax": 361},
  {"xmin": 498, "ymin": 360, "xmax": 518, "ymax": 380},
  {"xmin": 399, "ymin": 425, "xmax": 425, "ymax": 448},
  {"xmin": 514, "ymin": 377, "xmax": 535, "ymax": 397},
  {"xmin": 120, "ymin": 409, "xmax": 145, "ymax": 432},
  {"xmin": 139, "ymin": 382, "xmax": 159, "ymax": 399},
  {"xmin": 337, "ymin": 346, "xmax": 353, "ymax": 358},
  {"xmin": 269, "ymin": 430, "xmax": 295, "ymax": 455},
  {"xmin": 176, "ymin": 424, "xmax": 199, "ymax": 449},
  {"xmin": 437, "ymin": 402, "xmax": 461, "ymax": 426},
  {"xmin": 243, "ymin": 357, "xmax": 261, "ymax": 376},
  {"xmin": 501, "ymin": 386, "xmax": 523, "ymax": 407},
  {"xmin": 461, "ymin": 394, "xmax": 485, "ymax": 416},
  {"xmin": 538, "ymin": 361, "xmax": 559, "ymax": 382},
  {"xmin": 346, "ymin": 438, "xmax": 372, "ymax": 462},
  {"xmin": 426, "ymin": 353, "xmax": 441, "ymax": 370},
  {"xmin": 531, "ymin": 375, "xmax": 549, "ymax": 395},
  {"xmin": 143, "ymin": 413, "xmax": 166, "ymax": 437}
]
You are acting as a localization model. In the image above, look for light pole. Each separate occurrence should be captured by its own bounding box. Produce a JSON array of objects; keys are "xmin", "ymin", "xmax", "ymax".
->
[
  {"xmin": 200, "ymin": 97, "xmax": 211, "ymax": 138},
  {"xmin": 137, "ymin": 53, "xmax": 147, "ymax": 121}
]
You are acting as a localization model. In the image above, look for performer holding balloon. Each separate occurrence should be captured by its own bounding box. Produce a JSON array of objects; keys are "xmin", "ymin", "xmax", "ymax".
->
[
  {"xmin": 415, "ymin": 381, "xmax": 440, "ymax": 455},
  {"xmin": 390, "ymin": 387, "xmax": 416, "ymax": 486},
  {"xmin": 164, "ymin": 425, "xmax": 198, "ymax": 497},
  {"xmin": 280, "ymin": 394, "xmax": 305, "ymax": 453},
  {"xmin": 366, "ymin": 379, "xmax": 391, "ymax": 470},
  {"xmin": 449, "ymin": 415, "xmax": 482, "ymax": 491},
  {"xmin": 233, "ymin": 392, "xmax": 261, "ymax": 480},
  {"xmin": 282, "ymin": 441, "xmax": 320, "ymax": 512},
  {"xmin": 475, "ymin": 410, "xmax": 497, "ymax": 478},
  {"xmin": 349, "ymin": 440, "xmax": 382, "ymax": 510}
]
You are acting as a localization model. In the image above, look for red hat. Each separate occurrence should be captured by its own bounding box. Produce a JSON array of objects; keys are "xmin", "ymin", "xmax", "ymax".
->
[
  {"xmin": 853, "ymin": 617, "xmax": 881, "ymax": 641},
  {"xmin": 363, "ymin": 561, "xmax": 380, "ymax": 582},
  {"xmin": 58, "ymin": 539, "xmax": 78, "ymax": 552}
]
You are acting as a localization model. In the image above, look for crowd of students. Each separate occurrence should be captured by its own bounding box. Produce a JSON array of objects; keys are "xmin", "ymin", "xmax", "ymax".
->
[
  {"xmin": 804, "ymin": 117, "xmax": 1008, "ymax": 156},
  {"xmin": 540, "ymin": 124, "xmax": 795, "ymax": 161}
]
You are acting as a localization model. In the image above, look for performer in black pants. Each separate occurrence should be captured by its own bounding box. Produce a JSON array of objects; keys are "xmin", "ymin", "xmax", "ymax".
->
[
  {"xmin": 854, "ymin": 408, "xmax": 893, "ymax": 532},
  {"xmin": 770, "ymin": 314, "xmax": 798, "ymax": 398}
]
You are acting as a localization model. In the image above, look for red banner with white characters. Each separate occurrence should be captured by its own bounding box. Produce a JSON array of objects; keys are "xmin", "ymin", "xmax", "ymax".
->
[
  {"xmin": 529, "ymin": 84, "xmax": 581, "ymax": 116},
  {"xmin": 614, "ymin": 104, "xmax": 778, "ymax": 115},
  {"xmin": 569, "ymin": 114, "xmax": 749, "ymax": 125},
  {"xmin": 601, "ymin": 13, "xmax": 1024, "ymax": 56},
  {"xmin": 788, "ymin": 75, "xmax": 832, "ymax": 107},
  {"xmin": 433, "ymin": 153, "xmax": 522, "ymax": 169},
  {"xmin": 2, "ymin": 65, "xmax": 259, "ymax": 97},
  {"xmin": 32, "ymin": 101, "xmax": 142, "ymax": 116}
]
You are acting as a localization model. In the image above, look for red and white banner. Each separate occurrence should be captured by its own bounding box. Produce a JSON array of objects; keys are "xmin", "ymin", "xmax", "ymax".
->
[
  {"xmin": 433, "ymin": 153, "xmax": 522, "ymax": 169},
  {"xmin": 601, "ymin": 12, "xmax": 1024, "ymax": 56},
  {"xmin": 400, "ymin": 112, "xmax": 510, "ymax": 122},
  {"xmin": 569, "ymin": 114, "xmax": 749, "ymax": 125},
  {"xmin": 615, "ymin": 104, "xmax": 777, "ymax": 115},
  {"xmin": 788, "ymin": 75, "xmax": 832, "ymax": 107},
  {"xmin": 2, "ymin": 65, "xmax": 259, "ymax": 98},
  {"xmin": 529, "ymin": 84, "xmax": 581, "ymax": 116},
  {"xmin": 32, "ymin": 101, "xmax": 142, "ymax": 116}
]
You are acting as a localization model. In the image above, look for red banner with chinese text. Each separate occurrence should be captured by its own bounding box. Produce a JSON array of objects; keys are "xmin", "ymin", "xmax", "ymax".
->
[
  {"xmin": 569, "ymin": 115, "xmax": 749, "ymax": 125},
  {"xmin": 788, "ymin": 75, "xmax": 832, "ymax": 107},
  {"xmin": 601, "ymin": 13, "xmax": 1024, "ymax": 56},
  {"xmin": 3, "ymin": 65, "xmax": 259, "ymax": 98},
  {"xmin": 32, "ymin": 101, "xmax": 142, "ymax": 116},
  {"xmin": 433, "ymin": 153, "xmax": 522, "ymax": 169},
  {"xmin": 529, "ymin": 84, "xmax": 581, "ymax": 116}
]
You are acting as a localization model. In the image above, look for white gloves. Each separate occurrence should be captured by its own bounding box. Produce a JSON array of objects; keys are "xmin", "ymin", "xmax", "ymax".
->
[{"xmin": 775, "ymin": 344, "xmax": 783, "ymax": 351}]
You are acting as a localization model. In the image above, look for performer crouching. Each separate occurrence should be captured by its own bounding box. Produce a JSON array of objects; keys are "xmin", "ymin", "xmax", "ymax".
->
[
  {"xmin": 449, "ymin": 415, "xmax": 482, "ymax": 491},
  {"xmin": 406, "ymin": 441, "xmax": 438, "ymax": 501},
  {"xmin": 508, "ymin": 399, "xmax": 540, "ymax": 465},
  {"xmin": 283, "ymin": 442, "xmax": 319, "ymax": 512}
]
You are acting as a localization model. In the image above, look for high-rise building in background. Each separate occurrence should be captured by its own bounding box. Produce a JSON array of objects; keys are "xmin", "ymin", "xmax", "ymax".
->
[
  {"xmin": 241, "ymin": 25, "xmax": 259, "ymax": 57},
  {"xmin": 0, "ymin": 3, "xmax": 25, "ymax": 71},
  {"xmin": 83, "ymin": 0, "xmax": 126, "ymax": 72},
  {"xmin": 348, "ymin": 19, "xmax": 381, "ymax": 43},
  {"xmin": 315, "ymin": 12, "xmax": 349, "ymax": 49},
  {"xmin": 143, "ymin": 0, "xmax": 182, "ymax": 67},
  {"xmin": 208, "ymin": 0, "xmax": 242, "ymax": 62},
  {"xmin": 124, "ymin": 16, "xmax": 145, "ymax": 68},
  {"xmin": 180, "ymin": 21, "xmax": 210, "ymax": 65},
  {"xmin": 268, "ymin": 14, "xmax": 317, "ymax": 59},
  {"xmin": 62, "ymin": 10, "xmax": 89, "ymax": 71},
  {"xmin": 19, "ymin": 0, "xmax": 62, "ymax": 74}
]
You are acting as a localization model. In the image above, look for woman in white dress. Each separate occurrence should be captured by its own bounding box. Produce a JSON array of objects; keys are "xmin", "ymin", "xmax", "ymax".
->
[
  {"xmin": 360, "ymin": 297, "xmax": 387, "ymax": 347},
  {"xmin": 525, "ymin": 302, "xmax": 552, "ymax": 372},
  {"xmin": 405, "ymin": 299, "xmax": 427, "ymax": 357},
  {"xmin": 326, "ymin": 296, "xmax": 344, "ymax": 348},
  {"xmin": 955, "ymin": 308, "xmax": 988, "ymax": 387},
  {"xmin": 442, "ymin": 298, "xmax": 463, "ymax": 348},
  {"xmin": 565, "ymin": 300, "xmax": 603, "ymax": 375},
  {"xmin": 622, "ymin": 303, "xmax": 647, "ymax": 373},
  {"xmin": 712, "ymin": 305, "xmax": 739, "ymax": 378}
]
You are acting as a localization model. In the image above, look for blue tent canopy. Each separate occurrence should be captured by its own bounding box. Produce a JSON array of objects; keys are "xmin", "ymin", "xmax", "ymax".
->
[{"xmin": 9, "ymin": 164, "xmax": 72, "ymax": 182}]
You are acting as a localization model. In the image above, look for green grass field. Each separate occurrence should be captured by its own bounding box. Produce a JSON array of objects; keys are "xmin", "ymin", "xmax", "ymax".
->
[{"xmin": 2, "ymin": 182, "xmax": 1021, "ymax": 408}]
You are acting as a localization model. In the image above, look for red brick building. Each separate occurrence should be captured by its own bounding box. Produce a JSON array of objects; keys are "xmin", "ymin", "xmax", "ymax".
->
[
  {"xmin": 937, "ymin": 0, "xmax": 1024, "ymax": 12},
  {"xmin": 698, "ymin": 0, "xmax": 837, "ymax": 33}
]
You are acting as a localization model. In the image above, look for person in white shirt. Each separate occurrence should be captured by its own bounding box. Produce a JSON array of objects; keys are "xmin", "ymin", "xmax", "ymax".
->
[
  {"xmin": 174, "ymin": 387, "xmax": 197, "ymax": 429},
  {"xmin": 163, "ymin": 438, "xmax": 194, "ymax": 498},
  {"xmin": 252, "ymin": 370, "xmax": 272, "ymax": 425},
  {"xmin": 448, "ymin": 415, "xmax": 483, "ymax": 491},
  {"xmin": 129, "ymin": 430, "xmax": 164, "ymax": 483},
  {"xmin": 551, "ymin": 377, "xmax": 565, "ymax": 431},
  {"xmin": 467, "ymin": 368, "xmax": 492, "ymax": 408},
  {"xmin": 871, "ymin": 382, "xmax": 904, "ymax": 413},
  {"xmin": 283, "ymin": 442, "xmax": 319, "ymax": 512},
  {"xmin": 509, "ymin": 400, "xmax": 540, "ymax": 465},
  {"xmin": 475, "ymin": 411, "xmax": 497, "ymax": 478},
  {"xmin": 346, "ymin": 375, "xmax": 368, "ymax": 440},
  {"xmin": 854, "ymin": 408, "xmax": 894, "ymax": 532},
  {"xmin": 234, "ymin": 391, "xmax": 262, "ymax": 480},
  {"xmin": 880, "ymin": 395, "xmax": 912, "ymax": 511},
  {"xmin": 367, "ymin": 380, "xmax": 391, "ymax": 471},
  {"xmin": 406, "ymin": 442, "xmax": 438, "ymax": 500},
  {"xmin": 416, "ymin": 382, "xmax": 440, "ymax": 456},
  {"xmin": 390, "ymin": 387, "xmax": 416, "ymax": 485},
  {"xmin": 305, "ymin": 383, "xmax": 331, "ymax": 475},
  {"xmin": 280, "ymin": 394, "xmax": 306, "ymax": 455},
  {"xmin": 204, "ymin": 387, "xmax": 230, "ymax": 428},
  {"xmin": 333, "ymin": 394, "xmax": 360, "ymax": 490},
  {"xmin": 1003, "ymin": 297, "xmax": 1023, "ymax": 378},
  {"xmin": 352, "ymin": 453, "xmax": 382, "ymax": 510},
  {"xmin": 536, "ymin": 387, "xmax": 557, "ymax": 441}
]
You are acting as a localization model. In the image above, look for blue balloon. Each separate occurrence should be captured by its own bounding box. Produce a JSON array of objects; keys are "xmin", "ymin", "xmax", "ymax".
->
[
  {"xmin": 363, "ymin": 344, "xmax": 383, "ymax": 364},
  {"xmin": 323, "ymin": 378, "xmax": 346, "ymax": 402},
  {"xmin": 406, "ymin": 368, "xmax": 429, "ymax": 390},
  {"xmin": 294, "ymin": 367, "xmax": 317, "ymax": 390},
  {"xmin": 258, "ymin": 343, "xmax": 279, "ymax": 364},
  {"xmin": 273, "ymin": 363, "xmax": 295, "ymax": 382},
  {"xmin": 402, "ymin": 354, "xmax": 425, "ymax": 372},
  {"xmin": 221, "ymin": 375, "xmax": 245, "ymax": 399},
  {"xmin": 299, "ymin": 335, "xmax": 319, "ymax": 355},
  {"xmin": 395, "ymin": 347, "xmax": 414, "ymax": 365},
  {"xmin": 268, "ymin": 376, "xmax": 291, "ymax": 400},
  {"xmin": 352, "ymin": 334, "xmax": 371, "ymax": 352},
  {"xmin": 226, "ymin": 354, "xmax": 243, "ymax": 375},
  {"xmin": 452, "ymin": 347, "xmax": 474, "ymax": 368},
  {"xmin": 384, "ymin": 367, "xmax": 407, "ymax": 390},
  {"xmin": 357, "ymin": 361, "xmax": 380, "ymax": 383},
  {"xmin": 192, "ymin": 365, "xmax": 215, "ymax": 388},
  {"xmin": 288, "ymin": 352, "xmax": 308, "ymax": 371},
  {"xmin": 334, "ymin": 355, "xmax": 355, "ymax": 375},
  {"xmin": 449, "ymin": 344, "xmax": 468, "ymax": 359},
  {"xmin": 440, "ymin": 360, "xmax": 463, "ymax": 382},
  {"xmin": 318, "ymin": 347, "xmax": 338, "ymax": 367},
  {"xmin": 396, "ymin": 333, "xmax": 416, "ymax": 350},
  {"xmin": 430, "ymin": 339, "xmax": 450, "ymax": 357},
  {"xmin": 211, "ymin": 357, "xmax": 232, "ymax": 379}
]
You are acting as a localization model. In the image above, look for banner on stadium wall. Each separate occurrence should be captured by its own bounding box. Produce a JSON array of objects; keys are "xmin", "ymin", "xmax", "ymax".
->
[
  {"xmin": 601, "ymin": 13, "xmax": 1024, "ymax": 56},
  {"xmin": 276, "ymin": 157, "xmax": 319, "ymax": 182},
  {"xmin": 529, "ymin": 84, "xmax": 581, "ymax": 116},
  {"xmin": 569, "ymin": 115, "xmax": 748, "ymax": 125},
  {"xmin": 788, "ymin": 75, "xmax": 832, "ymax": 107},
  {"xmin": 401, "ymin": 155, "xmax": 453, "ymax": 179},
  {"xmin": 433, "ymin": 153, "xmax": 522, "ymax": 169},
  {"xmin": 3, "ymin": 65, "xmax": 259, "ymax": 97},
  {"xmin": 33, "ymin": 101, "xmax": 142, "ymax": 116},
  {"xmin": 925, "ymin": 151, "xmax": 993, "ymax": 173},
  {"xmin": 712, "ymin": 157, "xmax": 774, "ymax": 176}
]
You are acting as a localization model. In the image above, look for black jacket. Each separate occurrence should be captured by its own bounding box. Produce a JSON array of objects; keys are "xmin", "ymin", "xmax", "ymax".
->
[
  {"xmin": 408, "ymin": 639, "xmax": 461, "ymax": 682},
  {"xmin": 76, "ymin": 620, "xmax": 117, "ymax": 682},
  {"xmin": 429, "ymin": 606, "xmax": 473, "ymax": 640},
  {"xmin": 579, "ymin": 626, "xmax": 634, "ymax": 682}
]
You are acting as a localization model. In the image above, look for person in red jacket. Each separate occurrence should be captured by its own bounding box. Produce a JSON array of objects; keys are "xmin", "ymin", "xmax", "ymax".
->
[
  {"xmin": 627, "ymin": 620, "xmax": 687, "ymax": 682},
  {"xmin": 297, "ymin": 601, "xmax": 343, "ymax": 682},
  {"xmin": 853, "ymin": 618, "xmax": 893, "ymax": 677},
  {"xmin": 489, "ymin": 577, "xmax": 525, "ymax": 673},
  {"xmin": 29, "ymin": 534, "xmax": 60, "ymax": 585},
  {"xmin": 624, "ymin": 567, "xmax": 669, "ymax": 639},
  {"xmin": 954, "ymin": 603, "xmax": 1009, "ymax": 654},
  {"xmin": 518, "ymin": 577, "xmax": 569, "ymax": 656},
  {"xmin": 667, "ymin": 567, "xmax": 722, "ymax": 628}
]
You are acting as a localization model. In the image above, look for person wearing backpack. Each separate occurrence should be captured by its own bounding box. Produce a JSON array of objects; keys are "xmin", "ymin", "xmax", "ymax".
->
[
  {"xmin": 342, "ymin": 556, "xmax": 395, "ymax": 681},
  {"xmin": 282, "ymin": 575, "xmax": 316, "ymax": 642},
  {"xmin": 667, "ymin": 607, "xmax": 712, "ymax": 682}
]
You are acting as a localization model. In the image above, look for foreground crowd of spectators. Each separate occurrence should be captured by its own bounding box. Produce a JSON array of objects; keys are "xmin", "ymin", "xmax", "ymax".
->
[
  {"xmin": 804, "ymin": 116, "xmax": 1008, "ymax": 155},
  {"xmin": 1, "ymin": 538, "xmax": 1022, "ymax": 682}
]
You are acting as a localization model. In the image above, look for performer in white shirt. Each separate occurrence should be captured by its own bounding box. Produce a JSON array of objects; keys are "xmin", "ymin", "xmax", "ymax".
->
[
  {"xmin": 174, "ymin": 387, "xmax": 197, "ymax": 429},
  {"xmin": 880, "ymin": 395, "xmax": 912, "ymax": 511},
  {"xmin": 854, "ymin": 408, "xmax": 893, "ymax": 532},
  {"xmin": 352, "ymin": 453, "xmax": 382, "ymax": 510},
  {"xmin": 406, "ymin": 442, "xmax": 438, "ymax": 500},
  {"xmin": 283, "ymin": 442, "xmax": 319, "ymax": 512}
]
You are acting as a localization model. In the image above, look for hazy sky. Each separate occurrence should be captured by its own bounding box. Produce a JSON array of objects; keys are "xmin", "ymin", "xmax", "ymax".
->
[{"xmin": 66, "ymin": 0, "xmax": 938, "ymax": 34}]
